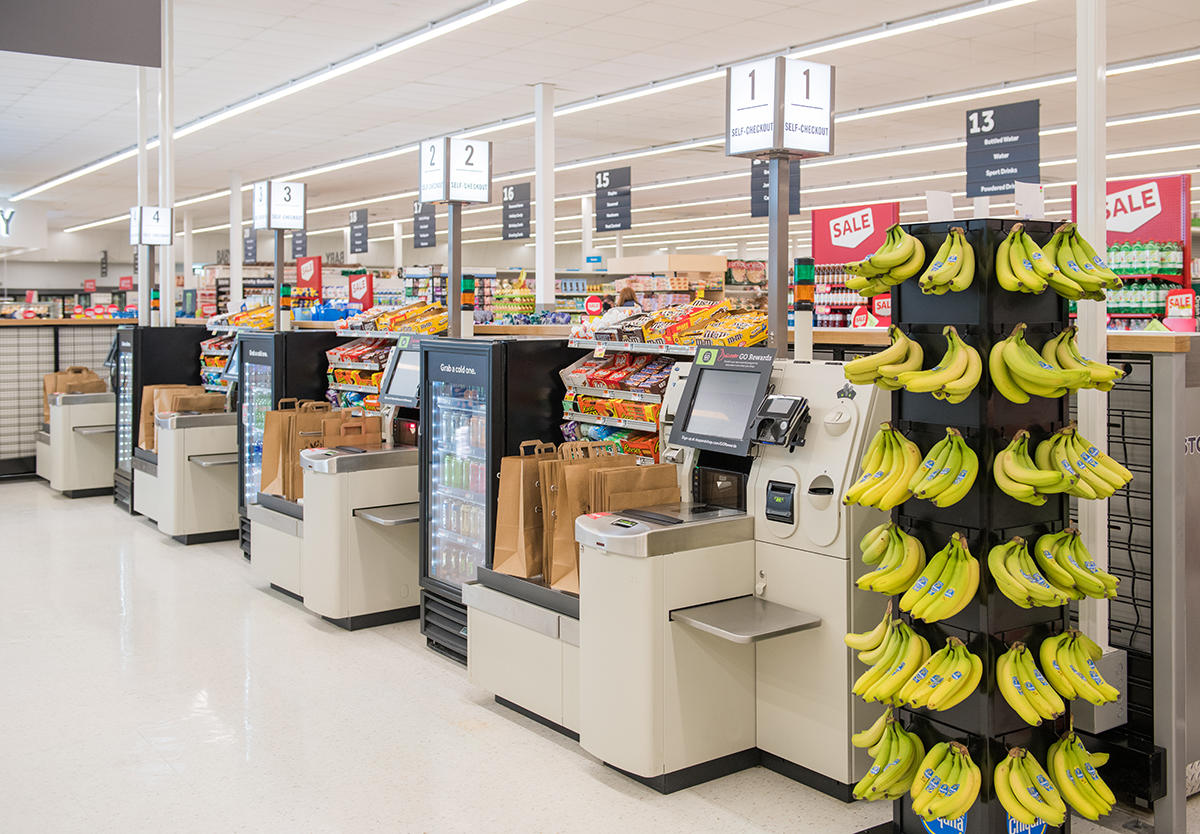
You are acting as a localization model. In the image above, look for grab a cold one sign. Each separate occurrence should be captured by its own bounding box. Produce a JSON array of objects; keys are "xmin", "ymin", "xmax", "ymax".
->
[{"xmin": 726, "ymin": 56, "xmax": 834, "ymax": 159}]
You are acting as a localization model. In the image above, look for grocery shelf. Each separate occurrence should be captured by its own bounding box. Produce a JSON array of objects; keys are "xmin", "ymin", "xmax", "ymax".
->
[
  {"xmin": 328, "ymin": 360, "xmax": 381, "ymax": 371},
  {"xmin": 435, "ymin": 485, "xmax": 485, "ymax": 506},
  {"xmin": 203, "ymin": 384, "xmax": 230, "ymax": 393},
  {"xmin": 568, "ymin": 337, "xmax": 697, "ymax": 357},
  {"xmin": 563, "ymin": 410, "xmax": 658, "ymax": 432},
  {"xmin": 206, "ymin": 324, "xmax": 269, "ymax": 333},
  {"xmin": 567, "ymin": 385, "xmax": 662, "ymax": 404},
  {"xmin": 201, "ymin": 348, "xmax": 231, "ymax": 357},
  {"xmin": 327, "ymin": 382, "xmax": 378, "ymax": 393},
  {"xmin": 1069, "ymin": 312, "xmax": 1160, "ymax": 318}
]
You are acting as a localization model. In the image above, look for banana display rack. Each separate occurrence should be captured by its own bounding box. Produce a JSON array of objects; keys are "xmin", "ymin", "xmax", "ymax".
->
[{"xmin": 890, "ymin": 219, "xmax": 1077, "ymax": 834}]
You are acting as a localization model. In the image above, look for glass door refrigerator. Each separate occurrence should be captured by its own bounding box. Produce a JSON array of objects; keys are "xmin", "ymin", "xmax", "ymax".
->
[
  {"xmin": 112, "ymin": 325, "xmax": 208, "ymax": 513},
  {"xmin": 236, "ymin": 330, "xmax": 341, "ymax": 557},
  {"xmin": 419, "ymin": 337, "xmax": 572, "ymax": 663}
]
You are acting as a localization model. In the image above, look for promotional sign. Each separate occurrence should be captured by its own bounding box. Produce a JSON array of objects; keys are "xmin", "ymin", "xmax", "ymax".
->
[
  {"xmin": 118, "ymin": 275, "xmax": 133, "ymax": 291},
  {"xmin": 348, "ymin": 271, "xmax": 373, "ymax": 310},
  {"xmin": 595, "ymin": 166, "xmax": 631, "ymax": 232},
  {"xmin": 25, "ymin": 290, "xmax": 36, "ymax": 303},
  {"xmin": 419, "ymin": 138, "xmax": 449, "ymax": 203},
  {"xmin": 296, "ymin": 256, "xmax": 322, "ymax": 296},
  {"xmin": 243, "ymin": 227, "xmax": 257, "ymax": 262},
  {"xmin": 965, "ymin": 99, "xmax": 1040, "ymax": 197},
  {"xmin": 252, "ymin": 180, "xmax": 306, "ymax": 230},
  {"xmin": 584, "ymin": 295, "xmax": 604, "ymax": 316},
  {"xmin": 291, "ymin": 230, "xmax": 307, "ymax": 259},
  {"xmin": 83, "ymin": 279, "xmax": 96, "ymax": 292},
  {"xmin": 1069, "ymin": 174, "xmax": 1192, "ymax": 282},
  {"xmin": 811, "ymin": 202, "xmax": 900, "ymax": 263},
  {"xmin": 1165, "ymin": 288, "xmax": 1196, "ymax": 331},
  {"xmin": 726, "ymin": 56, "xmax": 834, "ymax": 159},
  {"xmin": 129, "ymin": 206, "xmax": 172, "ymax": 245},
  {"xmin": 448, "ymin": 137, "xmax": 492, "ymax": 203},
  {"xmin": 501, "ymin": 182, "xmax": 531, "ymax": 239},
  {"xmin": 872, "ymin": 293, "xmax": 892, "ymax": 326},
  {"xmin": 750, "ymin": 159, "xmax": 801, "ymax": 217},
  {"xmin": 413, "ymin": 202, "xmax": 436, "ymax": 249},
  {"xmin": 349, "ymin": 209, "xmax": 369, "ymax": 255}
]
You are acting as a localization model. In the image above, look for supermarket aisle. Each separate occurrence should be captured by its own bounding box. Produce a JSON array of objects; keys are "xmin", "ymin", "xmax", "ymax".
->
[{"xmin": 0, "ymin": 479, "xmax": 1190, "ymax": 833}]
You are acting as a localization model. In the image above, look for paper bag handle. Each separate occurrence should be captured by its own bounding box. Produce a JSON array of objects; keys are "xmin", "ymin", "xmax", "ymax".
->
[
  {"xmin": 519, "ymin": 440, "xmax": 555, "ymax": 456},
  {"xmin": 276, "ymin": 398, "xmax": 299, "ymax": 410},
  {"xmin": 64, "ymin": 366, "xmax": 88, "ymax": 374}
]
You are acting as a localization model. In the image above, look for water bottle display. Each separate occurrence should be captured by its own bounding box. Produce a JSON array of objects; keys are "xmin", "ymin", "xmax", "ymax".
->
[
  {"xmin": 429, "ymin": 380, "xmax": 489, "ymax": 588},
  {"xmin": 242, "ymin": 361, "xmax": 273, "ymax": 508},
  {"xmin": 116, "ymin": 349, "xmax": 134, "ymax": 470}
]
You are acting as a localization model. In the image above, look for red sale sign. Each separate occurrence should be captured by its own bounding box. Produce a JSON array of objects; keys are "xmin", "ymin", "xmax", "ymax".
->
[
  {"xmin": 584, "ymin": 295, "xmax": 604, "ymax": 316},
  {"xmin": 348, "ymin": 271, "xmax": 373, "ymax": 310},
  {"xmin": 118, "ymin": 276, "xmax": 133, "ymax": 290},
  {"xmin": 1165, "ymin": 288, "xmax": 1195, "ymax": 319},
  {"xmin": 296, "ymin": 256, "xmax": 322, "ymax": 295},
  {"xmin": 83, "ymin": 279, "xmax": 96, "ymax": 292},
  {"xmin": 871, "ymin": 294, "xmax": 892, "ymax": 326},
  {"xmin": 811, "ymin": 202, "xmax": 900, "ymax": 263}
]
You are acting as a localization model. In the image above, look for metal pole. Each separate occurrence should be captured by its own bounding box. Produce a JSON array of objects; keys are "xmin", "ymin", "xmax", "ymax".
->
[
  {"xmin": 580, "ymin": 195, "xmax": 594, "ymax": 269},
  {"xmin": 273, "ymin": 229, "xmax": 283, "ymax": 330},
  {"xmin": 533, "ymin": 83, "xmax": 555, "ymax": 311},
  {"xmin": 393, "ymin": 220, "xmax": 403, "ymax": 276},
  {"xmin": 766, "ymin": 156, "xmax": 789, "ymax": 351},
  {"xmin": 229, "ymin": 173, "xmax": 243, "ymax": 311},
  {"xmin": 136, "ymin": 67, "xmax": 151, "ymax": 327},
  {"xmin": 158, "ymin": 0, "xmax": 175, "ymax": 326},
  {"xmin": 447, "ymin": 202, "xmax": 463, "ymax": 338},
  {"xmin": 181, "ymin": 210, "xmax": 193, "ymax": 306}
]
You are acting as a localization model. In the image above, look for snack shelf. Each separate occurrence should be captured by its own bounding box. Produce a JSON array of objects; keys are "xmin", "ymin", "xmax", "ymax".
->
[
  {"xmin": 201, "ymin": 348, "xmax": 231, "ymax": 357},
  {"xmin": 568, "ymin": 337, "xmax": 698, "ymax": 357},
  {"xmin": 334, "ymin": 329, "xmax": 444, "ymax": 340},
  {"xmin": 207, "ymin": 324, "xmax": 268, "ymax": 333},
  {"xmin": 327, "ymin": 382, "xmax": 378, "ymax": 393},
  {"xmin": 566, "ymin": 385, "xmax": 662, "ymax": 404},
  {"xmin": 203, "ymin": 383, "xmax": 230, "ymax": 393},
  {"xmin": 563, "ymin": 411, "xmax": 658, "ymax": 433},
  {"xmin": 328, "ymin": 360, "xmax": 382, "ymax": 371}
]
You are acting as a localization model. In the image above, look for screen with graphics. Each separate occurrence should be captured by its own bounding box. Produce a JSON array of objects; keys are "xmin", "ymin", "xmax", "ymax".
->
[{"xmin": 682, "ymin": 369, "xmax": 760, "ymax": 440}]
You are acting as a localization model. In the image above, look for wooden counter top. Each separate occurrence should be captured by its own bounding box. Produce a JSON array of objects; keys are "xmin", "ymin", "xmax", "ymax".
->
[
  {"xmin": 0, "ymin": 318, "xmax": 124, "ymax": 326},
  {"xmin": 1106, "ymin": 331, "xmax": 1198, "ymax": 353}
]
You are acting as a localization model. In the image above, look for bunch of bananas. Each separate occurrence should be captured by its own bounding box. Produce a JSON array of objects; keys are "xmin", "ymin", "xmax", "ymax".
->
[
  {"xmin": 844, "ymin": 602, "xmax": 892, "ymax": 651},
  {"xmin": 842, "ymin": 326, "xmax": 923, "ymax": 390},
  {"xmin": 1048, "ymin": 730, "xmax": 1116, "ymax": 821},
  {"xmin": 852, "ymin": 619, "xmax": 932, "ymax": 704},
  {"xmin": 1036, "ymin": 426, "xmax": 1133, "ymax": 500},
  {"xmin": 996, "ymin": 223, "xmax": 1057, "ymax": 295},
  {"xmin": 844, "ymin": 423, "xmax": 923, "ymax": 511},
  {"xmin": 917, "ymin": 227, "xmax": 974, "ymax": 294},
  {"xmin": 993, "ymin": 430, "xmax": 1076, "ymax": 506},
  {"xmin": 852, "ymin": 713, "xmax": 926, "ymax": 801},
  {"xmin": 998, "ymin": 642, "xmax": 1066, "ymax": 725},
  {"xmin": 892, "ymin": 326, "xmax": 982, "ymax": 403},
  {"xmin": 908, "ymin": 428, "xmax": 978, "ymax": 508},
  {"xmin": 857, "ymin": 523, "xmax": 927, "ymax": 594},
  {"xmin": 898, "ymin": 532, "xmax": 979, "ymax": 622},
  {"xmin": 1033, "ymin": 529, "xmax": 1119, "ymax": 600},
  {"xmin": 990, "ymin": 323, "xmax": 1091, "ymax": 402},
  {"xmin": 1041, "ymin": 326, "xmax": 1125, "ymax": 391},
  {"xmin": 910, "ymin": 741, "xmax": 980, "ymax": 823},
  {"xmin": 989, "ymin": 537, "xmax": 1071, "ymax": 608},
  {"xmin": 995, "ymin": 748, "xmax": 1067, "ymax": 828},
  {"xmin": 1044, "ymin": 222, "xmax": 1122, "ymax": 300},
  {"xmin": 1040, "ymin": 630, "xmax": 1121, "ymax": 706},
  {"xmin": 845, "ymin": 224, "xmax": 925, "ymax": 297},
  {"xmin": 897, "ymin": 636, "xmax": 982, "ymax": 711}
]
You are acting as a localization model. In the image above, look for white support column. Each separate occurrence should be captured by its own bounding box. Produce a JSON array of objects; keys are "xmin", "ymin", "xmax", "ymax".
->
[
  {"xmin": 580, "ymin": 195, "xmax": 594, "ymax": 269},
  {"xmin": 181, "ymin": 211, "xmax": 194, "ymax": 295},
  {"xmin": 1075, "ymin": 0, "xmax": 1108, "ymax": 647},
  {"xmin": 343, "ymin": 228, "xmax": 351, "ymax": 265},
  {"xmin": 534, "ymin": 83, "xmax": 555, "ymax": 309},
  {"xmin": 615, "ymin": 231, "xmax": 624, "ymax": 257},
  {"xmin": 229, "ymin": 173, "xmax": 243, "ymax": 310},
  {"xmin": 135, "ymin": 67, "xmax": 152, "ymax": 326},
  {"xmin": 157, "ymin": 0, "xmax": 176, "ymax": 326},
  {"xmin": 393, "ymin": 220, "xmax": 403, "ymax": 275}
]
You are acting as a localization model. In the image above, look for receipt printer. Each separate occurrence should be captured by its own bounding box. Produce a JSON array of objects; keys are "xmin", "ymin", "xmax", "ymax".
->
[{"xmin": 764, "ymin": 480, "xmax": 795, "ymax": 524}]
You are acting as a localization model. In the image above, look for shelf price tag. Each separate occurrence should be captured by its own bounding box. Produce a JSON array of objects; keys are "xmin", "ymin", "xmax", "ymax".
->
[{"xmin": 726, "ymin": 57, "xmax": 834, "ymax": 159}]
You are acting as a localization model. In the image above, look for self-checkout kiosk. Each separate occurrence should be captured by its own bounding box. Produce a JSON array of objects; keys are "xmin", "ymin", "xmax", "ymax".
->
[
  {"xmin": 41, "ymin": 392, "xmax": 116, "ymax": 497},
  {"xmin": 466, "ymin": 346, "xmax": 888, "ymax": 798},
  {"xmin": 254, "ymin": 345, "xmax": 423, "ymax": 629},
  {"xmin": 152, "ymin": 408, "xmax": 239, "ymax": 544}
]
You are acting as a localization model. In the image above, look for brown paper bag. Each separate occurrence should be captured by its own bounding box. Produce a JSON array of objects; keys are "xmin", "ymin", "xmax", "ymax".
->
[
  {"xmin": 138, "ymin": 384, "xmax": 195, "ymax": 451},
  {"xmin": 165, "ymin": 392, "xmax": 226, "ymax": 414},
  {"xmin": 547, "ymin": 453, "xmax": 638, "ymax": 594},
  {"xmin": 43, "ymin": 366, "xmax": 104, "ymax": 422},
  {"xmin": 493, "ymin": 441, "xmax": 557, "ymax": 579},
  {"xmin": 538, "ymin": 441, "xmax": 618, "ymax": 576},
  {"xmin": 591, "ymin": 464, "xmax": 681, "ymax": 513},
  {"xmin": 320, "ymin": 413, "xmax": 381, "ymax": 448},
  {"xmin": 260, "ymin": 399, "xmax": 301, "ymax": 498}
]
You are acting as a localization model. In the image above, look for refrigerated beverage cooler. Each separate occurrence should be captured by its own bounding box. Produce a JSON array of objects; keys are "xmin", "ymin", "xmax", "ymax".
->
[
  {"xmin": 111, "ymin": 325, "xmax": 208, "ymax": 513},
  {"xmin": 419, "ymin": 337, "xmax": 573, "ymax": 663},
  {"xmin": 236, "ymin": 330, "xmax": 341, "ymax": 557}
]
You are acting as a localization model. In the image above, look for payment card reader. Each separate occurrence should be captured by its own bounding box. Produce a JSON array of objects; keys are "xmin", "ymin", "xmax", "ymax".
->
[{"xmin": 752, "ymin": 394, "xmax": 810, "ymax": 449}]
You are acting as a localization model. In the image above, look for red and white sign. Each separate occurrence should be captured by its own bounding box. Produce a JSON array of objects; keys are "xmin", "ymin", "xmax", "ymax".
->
[
  {"xmin": 106, "ymin": 304, "xmax": 119, "ymax": 315},
  {"xmin": 1106, "ymin": 181, "xmax": 1162, "ymax": 233},
  {"xmin": 348, "ymin": 271, "xmax": 373, "ymax": 310},
  {"xmin": 24, "ymin": 290, "xmax": 35, "ymax": 303},
  {"xmin": 811, "ymin": 202, "xmax": 900, "ymax": 263},
  {"xmin": 296, "ymin": 255, "xmax": 322, "ymax": 295},
  {"xmin": 73, "ymin": 305, "xmax": 84, "ymax": 315},
  {"xmin": 118, "ymin": 275, "xmax": 133, "ymax": 291},
  {"xmin": 21, "ymin": 309, "xmax": 38, "ymax": 319},
  {"xmin": 584, "ymin": 295, "xmax": 604, "ymax": 316},
  {"xmin": 849, "ymin": 306, "xmax": 871, "ymax": 328},
  {"xmin": 871, "ymin": 294, "xmax": 892, "ymax": 326},
  {"xmin": 83, "ymin": 278, "xmax": 96, "ymax": 292},
  {"xmin": 1166, "ymin": 288, "xmax": 1195, "ymax": 318}
]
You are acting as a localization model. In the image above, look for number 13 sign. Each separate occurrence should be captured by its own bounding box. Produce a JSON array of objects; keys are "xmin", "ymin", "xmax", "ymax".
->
[{"xmin": 725, "ymin": 55, "xmax": 834, "ymax": 159}]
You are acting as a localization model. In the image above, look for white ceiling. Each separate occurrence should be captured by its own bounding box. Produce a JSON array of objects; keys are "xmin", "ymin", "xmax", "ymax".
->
[{"xmin": 2, "ymin": 0, "xmax": 1198, "ymax": 254}]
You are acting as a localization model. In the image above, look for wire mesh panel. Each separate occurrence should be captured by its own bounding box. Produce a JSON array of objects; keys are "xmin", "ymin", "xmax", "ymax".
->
[
  {"xmin": 0, "ymin": 327, "xmax": 55, "ymax": 462},
  {"xmin": 59, "ymin": 326, "xmax": 118, "ymax": 375}
]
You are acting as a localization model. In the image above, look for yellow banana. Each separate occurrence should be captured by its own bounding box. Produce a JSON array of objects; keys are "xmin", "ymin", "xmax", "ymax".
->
[{"xmin": 988, "ymin": 336, "xmax": 1030, "ymax": 404}]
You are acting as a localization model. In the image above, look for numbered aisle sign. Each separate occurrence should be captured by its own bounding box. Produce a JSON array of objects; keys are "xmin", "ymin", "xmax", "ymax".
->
[
  {"xmin": 595, "ymin": 167, "xmax": 631, "ymax": 232},
  {"xmin": 413, "ymin": 202, "xmax": 436, "ymax": 249},
  {"xmin": 726, "ymin": 56, "xmax": 834, "ymax": 159},
  {"xmin": 129, "ymin": 206, "xmax": 173, "ymax": 245},
  {"xmin": 965, "ymin": 100, "xmax": 1040, "ymax": 197},
  {"xmin": 291, "ymin": 229, "xmax": 307, "ymax": 259},
  {"xmin": 349, "ymin": 209, "xmax": 368, "ymax": 255},
  {"xmin": 243, "ymin": 227, "xmax": 257, "ymax": 262},
  {"xmin": 750, "ymin": 159, "xmax": 801, "ymax": 217},
  {"xmin": 252, "ymin": 180, "xmax": 306, "ymax": 230},
  {"xmin": 448, "ymin": 138, "xmax": 491, "ymax": 203},
  {"xmin": 502, "ymin": 182, "xmax": 531, "ymax": 239}
]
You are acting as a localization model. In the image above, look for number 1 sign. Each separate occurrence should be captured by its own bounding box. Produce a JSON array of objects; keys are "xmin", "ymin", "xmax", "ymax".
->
[{"xmin": 725, "ymin": 56, "xmax": 834, "ymax": 159}]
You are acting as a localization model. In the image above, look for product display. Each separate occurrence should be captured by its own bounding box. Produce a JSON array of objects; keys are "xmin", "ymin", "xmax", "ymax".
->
[
  {"xmin": 897, "ymin": 638, "xmax": 982, "ymax": 711},
  {"xmin": 909, "ymin": 742, "xmax": 980, "ymax": 822},
  {"xmin": 994, "ymin": 748, "xmax": 1067, "ymax": 827},
  {"xmin": 844, "ymin": 224, "xmax": 926, "ymax": 296},
  {"xmin": 896, "ymin": 532, "xmax": 979, "ymax": 622},
  {"xmin": 1047, "ymin": 730, "xmax": 1117, "ymax": 820},
  {"xmin": 917, "ymin": 227, "xmax": 974, "ymax": 294},
  {"xmin": 853, "ymin": 716, "xmax": 926, "ymax": 801},
  {"xmin": 843, "ymin": 422, "xmax": 923, "ymax": 511},
  {"xmin": 856, "ymin": 524, "xmax": 926, "ymax": 595}
]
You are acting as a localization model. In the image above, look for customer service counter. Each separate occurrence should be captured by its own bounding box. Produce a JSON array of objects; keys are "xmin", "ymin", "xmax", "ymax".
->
[{"xmin": 39, "ymin": 392, "xmax": 116, "ymax": 497}]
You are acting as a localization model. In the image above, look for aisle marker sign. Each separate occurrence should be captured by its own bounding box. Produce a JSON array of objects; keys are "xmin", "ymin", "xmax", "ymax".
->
[
  {"xmin": 252, "ymin": 180, "xmax": 307, "ymax": 230},
  {"xmin": 751, "ymin": 159, "xmax": 801, "ymax": 217},
  {"xmin": 448, "ymin": 138, "xmax": 492, "ymax": 203},
  {"xmin": 128, "ymin": 206, "xmax": 173, "ymax": 246},
  {"xmin": 502, "ymin": 182, "xmax": 531, "ymax": 240},
  {"xmin": 726, "ymin": 56, "xmax": 834, "ymax": 159},
  {"xmin": 243, "ymin": 227, "xmax": 257, "ymax": 262},
  {"xmin": 291, "ymin": 229, "xmax": 307, "ymax": 259},
  {"xmin": 349, "ymin": 209, "xmax": 369, "ymax": 255},
  {"xmin": 595, "ymin": 166, "xmax": 632, "ymax": 232},
  {"xmin": 965, "ymin": 99, "xmax": 1040, "ymax": 197},
  {"xmin": 413, "ymin": 202, "xmax": 436, "ymax": 249}
]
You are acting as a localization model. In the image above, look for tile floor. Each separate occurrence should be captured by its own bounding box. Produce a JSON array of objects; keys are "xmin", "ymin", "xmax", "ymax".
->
[{"xmin": 1, "ymin": 480, "xmax": 1194, "ymax": 833}]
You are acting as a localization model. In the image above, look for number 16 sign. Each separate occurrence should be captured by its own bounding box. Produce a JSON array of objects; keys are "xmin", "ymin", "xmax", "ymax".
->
[{"xmin": 725, "ymin": 56, "xmax": 834, "ymax": 159}]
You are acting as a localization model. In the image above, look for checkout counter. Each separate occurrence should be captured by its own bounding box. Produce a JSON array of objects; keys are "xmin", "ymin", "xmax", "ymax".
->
[
  {"xmin": 152, "ymin": 411, "xmax": 239, "ymax": 544},
  {"xmin": 39, "ymin": 392, "xmax": 116, "ymax": 498},
  {"xmin": 466, "ymin": 347, "xmax": 888, "ymax": 798},
  {"xmin": 252, "ymin": 346, "xmax": 423, "ymax": 630}
]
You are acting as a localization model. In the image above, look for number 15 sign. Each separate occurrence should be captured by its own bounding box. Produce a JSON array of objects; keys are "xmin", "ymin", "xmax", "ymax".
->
[{"xmin": 726, "ymin": 56, "xmax": 834, "ymax": 159}]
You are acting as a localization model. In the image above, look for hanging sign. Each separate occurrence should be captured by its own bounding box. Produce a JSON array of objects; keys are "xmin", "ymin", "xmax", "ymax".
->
[
  {"xmin": 83, "ymin": 279, "xmax": 96, "ymax": 292},
  {"xmin": 296, "ymin": 256, "xmax": 322, "ymax": 296},
  {"xmin": 419, "ymin": 138, "xmax": 449, "ymax": 203},
  {"xmin": 348, "ymin": 271, "xmax": 374, "ymax": 310},
  {"xmin": 129, "ymin": 206, "xmax": 173, "ymax": 245},
  {"xmin": 965, "ymin": 99, "xmax": 1040, "ymax": 198},
  {"xmin": 252, "ymin": 180, "xmax": 306, "ymax": 230},
  {"xmin": 502, "ymin": 182, "xmax": 531, "ymax": 239},
  {"xmin": 811, "ymin": 202, "xmax": 900, "ymax": 263},
  {"xmin": 447, "ymin": 138, "xmax": 492, "ymax": 203},
  {"xmin": 595, "ymin": 166, "xmax": 631, "ymax": 232},
  {"xmin": 118, "ymin": 275, "xmax": 133, "ymax": 291},
  {"xmin": 349, "ymin": 209, "xmax": 369, "ymax": 255},
  {"xmin": 243, "ymin": 227, "xmax": 257, "ymax": 262},
  {"xmin": 291, "ymin": 230, "xmax": 307, "ymax": 259},
  {"xmin": 100, "ymin": 250, "xmax": 108, "ymax": 278},
  {"xmin": 413, "ymin": 202, "xmax": 437, "ymax": 249},
  {"xmin": 726, "ymin": 56, "xmax": 834, "ymax": 159},
  {"xmin": 750, "ymin": 159, "xmax": 801, "ymax": 217}
]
